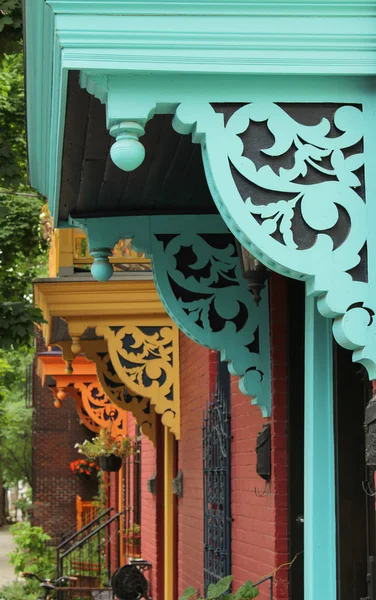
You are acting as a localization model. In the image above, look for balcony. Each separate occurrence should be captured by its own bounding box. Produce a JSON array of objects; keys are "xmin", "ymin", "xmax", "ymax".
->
[{"xmin": 49, "ymin": 228, "xmax": 151, "ymax": 279}]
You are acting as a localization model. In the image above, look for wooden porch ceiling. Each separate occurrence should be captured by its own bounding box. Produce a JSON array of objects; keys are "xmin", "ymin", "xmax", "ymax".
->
[{"xmin": 59, "ymin": 71, "xmax": 215, "ymax": 223}]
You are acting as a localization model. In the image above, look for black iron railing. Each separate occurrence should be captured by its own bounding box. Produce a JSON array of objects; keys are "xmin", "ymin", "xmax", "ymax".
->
[
  {"xmin": 254, "ymin": 575, "xmax": 273, "ymax": 600},
  {"xmin": 57, "ymin": 508, "xmax": 122, "ymax": 600},
  {"xmin": 57, "ymin": 507, "xmax": 113, "ymax": 561}
]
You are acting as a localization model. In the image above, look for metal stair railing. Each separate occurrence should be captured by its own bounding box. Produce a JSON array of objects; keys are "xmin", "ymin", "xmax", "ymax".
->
[
  {"xmin": 57, "ymin": 507, "xmax": 113, "ymax": 566},
  {"xmin": 57, "ymin": 510, "xmax": 122, "ymax": 600}
]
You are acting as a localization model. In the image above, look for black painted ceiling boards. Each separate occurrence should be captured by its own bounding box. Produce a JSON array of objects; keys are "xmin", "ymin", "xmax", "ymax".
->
[{"xmin": 59, "ymin": 71, "xmax": 215, "ymax": 222}]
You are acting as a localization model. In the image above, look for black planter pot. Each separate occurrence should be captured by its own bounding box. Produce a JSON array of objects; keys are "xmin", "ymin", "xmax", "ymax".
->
[{"xmin": 99, "ymin": 454, "xmax": 122, "ymax": 472}]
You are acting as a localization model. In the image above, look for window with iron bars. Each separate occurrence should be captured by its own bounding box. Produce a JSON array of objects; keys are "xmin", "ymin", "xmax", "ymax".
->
[{"xmin": 203, "ymin": 357, "xmax": 232, "ymax": 594}]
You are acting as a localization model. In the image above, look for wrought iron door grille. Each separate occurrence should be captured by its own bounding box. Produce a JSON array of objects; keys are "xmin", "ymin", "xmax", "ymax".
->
[{"xmin": 203, "ymin": 358, "xmax": 231, "ymax": 593}]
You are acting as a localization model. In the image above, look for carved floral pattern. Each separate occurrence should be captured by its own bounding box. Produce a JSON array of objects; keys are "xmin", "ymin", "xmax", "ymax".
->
[
  {"xmin": 90, "ymin": 350, "xmax": 156, "ymax": 444},
  {"xmin": 151, "ymin": 232, "xmax": 271, "ymax": 416},
  {"xmin": 70, "ymin": 382, "xmax": 127, "ymax": 437},
  {"xmin": 97, "ymin": 325, "xmax": 179, "ymax": 438},
  {"xmin": 173, "ymin": 102, "xmax": 376, "ymax": 376}
]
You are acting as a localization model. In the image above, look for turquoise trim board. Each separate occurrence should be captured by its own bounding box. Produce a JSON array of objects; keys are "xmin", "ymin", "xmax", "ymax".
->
[
  {"xmin": 25, "ymin": 0, "xmax": 376, "ymax": 224},
  {"xmin": 71, "ymin": 215, "xmax": 272, "ymax": 417},
  {"xmin": 304, "ymin": 294, "xmax": 336, "ymax": 600},
  {"xmin": 78, "ymin": 71, "xmax": 376, "ymax": 379}
]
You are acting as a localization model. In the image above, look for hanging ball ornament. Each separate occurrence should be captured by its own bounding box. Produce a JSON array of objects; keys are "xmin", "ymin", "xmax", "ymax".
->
[
  {"xmin": 57, "ymin": 389, "xmax": 66, "ymax": 401},
  {"xmin": 54, "ymin": 399, "xmax": 62, "ymax": 409},
  {"xmin": 91, "ymin": 250, "xmax": 114, "ymax": 283},
  {"xmin": 110, "ymin": 122, "xmax": 145, "ymax": 172}
]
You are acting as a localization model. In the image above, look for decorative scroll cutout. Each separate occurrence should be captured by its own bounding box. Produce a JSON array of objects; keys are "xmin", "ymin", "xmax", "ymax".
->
[
  {"xmin": 72, "ymin": 214, "xmax": 270, "ymax": 415},
  {"xmin": 68, "ymin": 382, "xmax": 127, "ymax": 437},
  {"xmin": 63, "ymin": 386, "xmax": 100, "ymax": 433},
  {"xmin": 82, "ymin": 343, "xmax": 156, "ymax": 445},
  {"xmin": 150, "ymin": 232, "xmax": 271, "ymax": 416},
  {"xmin": 96, "ymin": 325, "xmax": 180, "ymax": 438},
  {"xmin": 172, "ymin": 102, "xmax": 376, "ymax": 376}
]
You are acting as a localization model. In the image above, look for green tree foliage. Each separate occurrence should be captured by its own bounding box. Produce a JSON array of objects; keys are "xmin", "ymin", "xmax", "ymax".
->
[
  {"xmin": 0, "ymin": 348, "xmax": 33, "ymax": 487},
  {"xmin": 0, "ymin": 50, "xmax": 47, "ymax": 349},
  {"xmin": 0, "ymin": 51, "xmax": 25, "ymax": 186},
  {"xmin": 0, "ymin": 1, "xmax": 23, "ymax": 57}
]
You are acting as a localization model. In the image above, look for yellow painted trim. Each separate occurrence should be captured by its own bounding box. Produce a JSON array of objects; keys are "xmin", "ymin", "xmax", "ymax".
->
[
  {"xmin": 50, "ymin": 228, "xmax": 151, "ymax": 278},
  {"xmin": 98, "ymin": 324, "xmax": 181, "ymax": 439},
  {"xmin": 33, "ymin": 279, "xmax": 167, "ymax": 345},
  {"xmin": 164, "ymin": 427, "xmax": 175, "ymax": 600},
  {"xmin": 118, "ymin": 464, "xmax": 125, "ymax": 560},
  {"xmin": 81, "ymin": 340, "xmax": 157, "ymax": 445},
  {"xmin": 56, "ymin": 229, "xmax": 75, "ymax": 270}
]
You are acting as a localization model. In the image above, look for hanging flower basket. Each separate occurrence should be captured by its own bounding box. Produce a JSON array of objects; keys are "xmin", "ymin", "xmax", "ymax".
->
[
  {"xmin": 70, "ymin": 459, "xmax": 99, "ymax": 479},
  {"xmin": 75, "ymin": 428, "xmax": 136, "ymax": 471},
  {"xmin": 98, "ymin": 454, "xmax": 123, "ymax": 472}
]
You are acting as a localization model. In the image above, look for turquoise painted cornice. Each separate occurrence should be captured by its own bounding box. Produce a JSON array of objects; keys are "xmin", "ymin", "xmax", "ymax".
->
[
  {"xmin": 25, "ymin": 0, "xmax": 376, "ymax": 379},
  {"xmin": 71, "ymin": 214, "xmax": 272, "ymax": 417},
  {"xmin": 25, "ymin": 0, "xmax": 376, "ymax": 221},
  {"xmin": 44, "ymin": 1, "xmax": 376, "ymax": 16}
]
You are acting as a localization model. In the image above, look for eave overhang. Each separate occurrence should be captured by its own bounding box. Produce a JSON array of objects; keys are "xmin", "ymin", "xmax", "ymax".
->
[
  {"xmin": 37, "ymin": 350, "xmax": 129, "ymax": 436},
  {"xmin": 33, "ymin": 275, "xmax": 179, "ymax": 439},
  {"xmin": 25, "ymin": 0, "xmax": 376, "ymax": 225},
  {"xmin": 33, "ymin": 276, "xmax": 165, "ymax": 345}
]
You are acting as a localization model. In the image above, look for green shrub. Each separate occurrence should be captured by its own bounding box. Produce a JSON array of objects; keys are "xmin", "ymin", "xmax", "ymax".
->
[
  {"xmin": 8, "ymin": 522, "xmax": 55, "ymax": 580},
  {"xmin": 0, "ymin": 580, "xmax": 39, "ymax": 600},
  {"xmin": 180, "ymin": 576, "xmax": 259, "ymax": 600}
]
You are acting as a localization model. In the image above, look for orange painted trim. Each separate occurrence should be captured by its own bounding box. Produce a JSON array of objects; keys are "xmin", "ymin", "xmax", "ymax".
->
[{"xmin": 37, "ymin": 353, "xmax": 96, "ymax": 385}]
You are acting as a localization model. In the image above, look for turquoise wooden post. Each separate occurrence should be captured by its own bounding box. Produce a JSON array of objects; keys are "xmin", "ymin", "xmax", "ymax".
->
[{"xmin": 305, "ymin": 293, "xmax": 336, "ymax": 600}]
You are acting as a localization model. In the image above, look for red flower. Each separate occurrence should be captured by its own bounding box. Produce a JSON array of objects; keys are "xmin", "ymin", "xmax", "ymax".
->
[{"xmin": 70, "ymin": 459, "xmax": 98, "ymax": 477}]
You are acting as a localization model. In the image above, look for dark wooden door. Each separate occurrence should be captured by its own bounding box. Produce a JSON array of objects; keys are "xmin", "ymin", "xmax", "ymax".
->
[
  {"xmin": 287, "ymin": 279, "xmax": 305, "ymax": 600},
  {"xmin": 334, "ymin": 342, "xmax": 370, "ymax": 600}
]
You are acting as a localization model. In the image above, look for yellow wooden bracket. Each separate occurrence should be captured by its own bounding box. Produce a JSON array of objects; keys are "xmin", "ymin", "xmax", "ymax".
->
[
  {"xmin": 33, "ymin": 278, "xmax": 180, "ymax": 438},
  {"xmin": 96, "ymin": 325, "xmax": 180, "ymax": 439},
  {"xmin": 81, "ymin": 340, "xmax": 156, "ymax": 445}
]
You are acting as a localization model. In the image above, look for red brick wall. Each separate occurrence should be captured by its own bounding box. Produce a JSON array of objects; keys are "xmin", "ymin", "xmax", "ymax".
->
[
  {"xmin": 32, "ymin": 339, "xmax": 98, "ymax": 540},
  {"xmin": 140, "ymin": 425, "xmax": 160, "ymax": 598},
  {"xmin": 178, "ymin": 336, "xmax": 210, "ymax": 597},
  {"xmin": 177, "ymin": 272, "xmax": 289, "ymax": 600},
  {"xmin": 231, "ymin": 273, "xmax": 288, "ymax": 600}
]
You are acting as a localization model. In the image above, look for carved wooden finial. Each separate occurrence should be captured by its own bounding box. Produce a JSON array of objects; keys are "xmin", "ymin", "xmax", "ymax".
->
[
  {"xmin": 90, "ymin": 249, "xmax": 114, "ymax": 282},
  {"xmin": 109, "ymin": 121, "xmax": 145, "ymax": 172},
  {"xmin": 64, "ymin": 360, "xmax": 73, "ymax": 375},
  {"xmin": 71, "ymin": 336, "xmax": 82, "ymax": 355}
]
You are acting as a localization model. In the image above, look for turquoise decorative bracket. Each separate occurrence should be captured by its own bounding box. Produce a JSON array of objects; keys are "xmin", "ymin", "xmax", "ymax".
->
[
  {"xmin": 78, "ymin": 71, "xmax": 376, "ymax": 379},
  {"xmin": 71, "ymin": 215, "xmax": 272, "ymax": 417},
  {"xmin": 172, "ymin": 101, "xmax": 376, "ymax": 376}
]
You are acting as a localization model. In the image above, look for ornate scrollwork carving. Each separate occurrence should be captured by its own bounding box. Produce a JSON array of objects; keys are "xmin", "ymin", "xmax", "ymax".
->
[
  {"xmin": 150, "ymin": 232, "xmax": 271, "ymax": 416},
  {"xmin": 69, "ymin": 382, "xmax": 127, "ymax": 437},
  {"xmin": 73, "ymin": 215, "xmax": 270, "ymax": 416},
  {"xmin": 96, "ymin": 325, "xmax": 180, "ymax": 438},
  {"xmin": 82, "ymin": 344, "xmax": 156, "ymax": 445},
  {"xmin": 62, "ymin": 386, "xmax": 100, "ymax": 433},
  {"xmin": 173, "ymin": 102, "xmax": 376, "ymax": 376}
]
